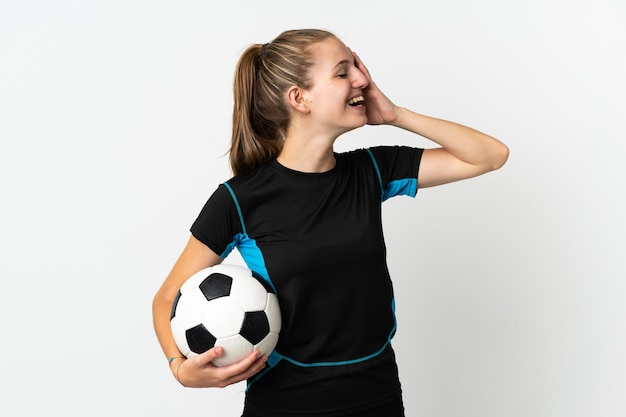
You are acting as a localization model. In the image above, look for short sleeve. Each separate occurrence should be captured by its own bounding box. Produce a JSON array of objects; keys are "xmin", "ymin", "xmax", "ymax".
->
[
  {"xmin": 367, "ymin": 146, "xmax": 423, "ymax": 201},
  {"xmin": 190, "ymin": 184, "xmax": 242, "ymax": 258}
]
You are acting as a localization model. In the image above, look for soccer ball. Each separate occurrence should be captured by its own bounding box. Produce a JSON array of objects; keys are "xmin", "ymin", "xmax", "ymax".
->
[{"xmin": 170, "ymin": 264, "xmax": 281, "ymax": 367}]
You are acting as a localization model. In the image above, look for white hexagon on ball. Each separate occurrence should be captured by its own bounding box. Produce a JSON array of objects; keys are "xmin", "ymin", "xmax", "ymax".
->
[
  {"xmin": 230, "ymin": 276, "xmax": 270, "ymax": 311},
  {"xmin": 202, "ymin": 297, "xmax": 245, "ymax": 339},
  {"xmin": 212, "ymin": 334, "xmax": 254, "ymax": 367}
]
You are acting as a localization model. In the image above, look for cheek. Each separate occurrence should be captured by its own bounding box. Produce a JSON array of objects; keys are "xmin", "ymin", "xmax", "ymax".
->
[{"xmin": 311, "ymin": 93, "xmax": 341, "ymax": 112}]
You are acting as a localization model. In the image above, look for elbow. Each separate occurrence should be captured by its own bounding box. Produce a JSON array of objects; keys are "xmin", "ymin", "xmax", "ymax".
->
[
  {"xmin": 152, "ymin": 291, "xmax": 164, "ymax": 317},
  {"xmin": 489, "ymin": 141, "xmax": 509, "ymax": 171},
  {"xmin": 153, "ymin": 286, "xmax": 177, "ymax": 315}
]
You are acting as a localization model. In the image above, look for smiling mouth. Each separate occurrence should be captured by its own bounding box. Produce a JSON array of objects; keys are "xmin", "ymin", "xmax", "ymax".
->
[{"xmin": 347, "ymin": 95, "xmax": 365, "ymax": 106}]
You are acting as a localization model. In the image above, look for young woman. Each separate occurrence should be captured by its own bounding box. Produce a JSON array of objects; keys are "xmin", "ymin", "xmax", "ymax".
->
[{"xmin": 152, "ymin": 29, "xmax": 509, "ymax": 417}]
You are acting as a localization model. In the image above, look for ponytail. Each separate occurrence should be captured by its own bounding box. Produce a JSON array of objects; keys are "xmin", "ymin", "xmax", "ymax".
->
[
  {"xmin": 229, "ymin": 29, "xmax": 336, "ymax": 175},
  {"xmin": 230, "ymin": 45, "xmax": 280, "ymax": 175}
]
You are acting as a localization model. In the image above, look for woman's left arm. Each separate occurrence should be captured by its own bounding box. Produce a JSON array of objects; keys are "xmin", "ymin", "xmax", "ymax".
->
[
  {"xmin": 390, "ymin": 108, "xmax": 509, "ymax": 188},
  {"xmin": 353, "ymin": 51, "xmax": 509, "ymax": 188}
]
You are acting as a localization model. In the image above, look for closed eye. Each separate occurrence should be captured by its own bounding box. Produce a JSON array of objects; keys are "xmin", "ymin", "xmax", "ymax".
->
[{"xmin": 337, "ymin": 73, "xmax": 348, "ymax": 78}]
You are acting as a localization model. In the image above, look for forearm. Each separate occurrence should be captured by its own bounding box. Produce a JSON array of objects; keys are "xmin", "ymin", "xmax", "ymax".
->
[
  {"xmin": 153, "ymin": 290, "xmax": 184, "ymax": 361},
  {"xmin": 391, "ymin": 107, "xmax": 508, "ymax": 170},
  {"xmin": 152, "ymin": 235, "xmax": 223, "ymax": 362}
]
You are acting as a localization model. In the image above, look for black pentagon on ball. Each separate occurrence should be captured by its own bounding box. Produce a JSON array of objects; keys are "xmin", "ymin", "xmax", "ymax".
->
[
  {"xmin": 186, "ymin": 323, "xmax": 217, "ymax": 354},
  {"xmin": 240, "ymin": 311, "xmax": 270, "ymax": 345},
  {"xmin": 199, "ymin": 273, "xmax": 233, "ymax": 301}
]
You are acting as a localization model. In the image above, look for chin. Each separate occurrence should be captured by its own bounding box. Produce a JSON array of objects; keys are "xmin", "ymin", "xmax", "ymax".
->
[
  {"xmin": 341, "ymin": 122, "xmax": 366, "ymax": 136},
  {"xmin": 355, "ymin": 116, "xmax": 368, "ymax": 128}
]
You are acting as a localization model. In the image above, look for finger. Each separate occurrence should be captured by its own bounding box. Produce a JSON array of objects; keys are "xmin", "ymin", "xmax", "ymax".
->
[
  {"xmin": 223, "ymin": 355, "xmax": 268, "ymax": 385},
  {"xmin": 352, "ymin": 51, "xmax": 362, "ymax": 68},
  {"xmin": 195, "ymin": 346, "xmax": 224, "ymax": 365},
  {"xmin": 352, "ymin": 51, "xmax": 373, "ymax": 84},
  {"xmin": 219, "ymin": 349, "xmax": 262, "ymax": 375},
  {"xmin": 352, "ymin": 51, "xmax": 367, "ymax": 70},
  {"xmin": 212, "ymin": 352, "xmax": 267, "ymax": 386}
]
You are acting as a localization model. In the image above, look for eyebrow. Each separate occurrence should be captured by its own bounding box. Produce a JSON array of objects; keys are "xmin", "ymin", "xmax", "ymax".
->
[{"xmin": 333, "ymin": 59, "xmax": 351, "ymax": 69}]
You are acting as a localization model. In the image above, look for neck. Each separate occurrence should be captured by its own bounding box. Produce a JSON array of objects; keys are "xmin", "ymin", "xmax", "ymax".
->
[
  {"xmin": 279, "ymin": 116, "xmax": 342, "ymax": 173},
  {"xmin": 277, "ymin": 141, "xmax": 336, "ymax": 173}
]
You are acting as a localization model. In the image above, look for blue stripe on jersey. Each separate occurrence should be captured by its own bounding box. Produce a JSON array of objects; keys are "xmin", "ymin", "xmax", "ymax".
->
[
  {"xmin": 235, "ymin": 233, "xmax": 278, "ymax": 295},
  {"xmin": 383, "ymin": 178, "xmax": 418, "ymax": 201},
  {"xmin": 275, "ymin": 315, "xmax": 397, "ymax": 368},
  {"xmin": 270, "ymin": 299, "xmax": 397, "ymax": 368},
  {"xmin": 223, "ymin": 182, "xmax": 246, "ymax": 234},
  {"xmin": 246, "ymin": 301, "xmax": 398, "ymax": 391},
  {"xmin": 222, "ymin": 182, "xmax": 278, "ymax": 294},
  {"xmin": 366, "ymin": 148, "xmax": 384, "ymax": 194},
  {"xmin": 366, "ymin": 148, "xmax": 418, "ymax": 201}
]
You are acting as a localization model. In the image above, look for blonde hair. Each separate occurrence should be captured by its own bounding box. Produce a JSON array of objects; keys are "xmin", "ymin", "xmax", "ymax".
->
[{"xmin": 229, "ymin": 29, "xmax": 336, "ymax": 175}]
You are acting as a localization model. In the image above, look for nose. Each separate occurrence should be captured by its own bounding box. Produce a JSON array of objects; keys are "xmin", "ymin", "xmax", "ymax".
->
[{"xmin": 352, "ymin": 67, "xmax": 369, "ymax": 90}]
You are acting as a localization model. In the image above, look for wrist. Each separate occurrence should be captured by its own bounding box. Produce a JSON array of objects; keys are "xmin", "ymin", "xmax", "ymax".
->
[
  {"xmin": 168, "ymin": 356, "xmax": 186, "ymax": 386},
  {"xmin": 168, "ymin": 355, "xmax": 184, "ymax": 364},
  {"xmin": 388, "ymin": 106, "xmax": 407, "ymax": 128}
]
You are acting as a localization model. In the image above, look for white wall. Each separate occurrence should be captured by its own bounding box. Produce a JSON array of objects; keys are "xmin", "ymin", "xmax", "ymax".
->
[{"xmin": 1, "ymin": 1, "xmax": 624, "ymax": 416}]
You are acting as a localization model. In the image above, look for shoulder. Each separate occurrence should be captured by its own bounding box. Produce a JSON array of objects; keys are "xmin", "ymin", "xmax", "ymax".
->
[
  {"xmin": 366, "ymin": 145, "xmax": 424, "ymax": 160},
  {"xmin": 336, "ymin": 146, "xmax": 423, "ymax": 170},
  {"xmin": 224, "ymin": 160, "xmax": 275, "ymax": 189},
  {"xmin": 338, "ymin": 146, "xmax": 422, "ymax": 160},
  {"xmin": 335, "ymin": 147, "xmax": 376, "ymax": 167}
]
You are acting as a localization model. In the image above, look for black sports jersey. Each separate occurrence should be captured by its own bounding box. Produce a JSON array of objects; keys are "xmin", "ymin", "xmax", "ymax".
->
[{"xmin": 191, "ymin": 146, "xmax": 423, "ymax": 416}]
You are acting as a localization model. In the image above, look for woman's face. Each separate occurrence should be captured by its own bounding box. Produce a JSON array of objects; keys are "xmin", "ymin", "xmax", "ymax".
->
[{"xmin": 301, "ymin": 37, "xmax": 369, "ymax": 135}]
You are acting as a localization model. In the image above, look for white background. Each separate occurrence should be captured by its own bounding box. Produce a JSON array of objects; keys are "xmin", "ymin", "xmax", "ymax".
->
[{"xmin": 1, "ymin": 0, "xmax": 625, "ymax": 416}]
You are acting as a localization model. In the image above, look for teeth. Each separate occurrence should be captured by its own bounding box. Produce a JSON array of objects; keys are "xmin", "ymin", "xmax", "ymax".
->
[{"xmin": 348, "ymin": 95, "xmax": 365, "ymax": 105}]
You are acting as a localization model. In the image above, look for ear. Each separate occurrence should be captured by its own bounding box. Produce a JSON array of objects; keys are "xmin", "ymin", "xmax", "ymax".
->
[{"xmin": 286, "ymin": 85, "xmax": 310, "ymax": 114}]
